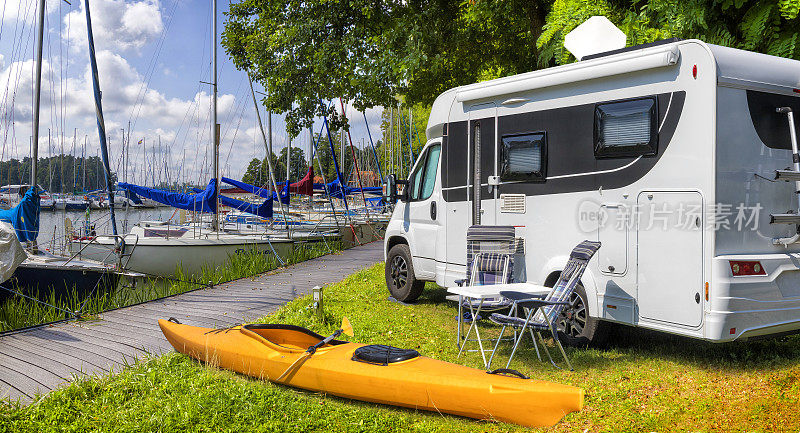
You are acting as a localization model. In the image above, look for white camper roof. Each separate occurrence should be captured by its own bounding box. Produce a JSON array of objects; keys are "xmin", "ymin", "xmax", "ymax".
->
[{"xmin": 426, "ymin": 39, "xmax": 800, "ymax": 139}]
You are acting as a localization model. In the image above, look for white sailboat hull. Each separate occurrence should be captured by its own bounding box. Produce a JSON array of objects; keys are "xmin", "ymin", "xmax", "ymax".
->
[{"xmin": 70, "ymin": 234, "xmax": 294, "ymax": 277}]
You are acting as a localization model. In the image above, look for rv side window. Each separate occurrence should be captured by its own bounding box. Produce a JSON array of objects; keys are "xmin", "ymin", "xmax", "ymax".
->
[
  {"xmin": 594, "ymin": 97, "xmax": 657, "ymax": 158},
  {"xmin": 500, "ymin": 133, "xmax": 546, "ymax": 182},
  {"xmin": 408, "ymin": 144, "xmax": 441, "ymax": 201}
]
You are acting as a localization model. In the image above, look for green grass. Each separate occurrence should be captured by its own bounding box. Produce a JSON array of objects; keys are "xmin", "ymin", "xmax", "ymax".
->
[
  {"xmin": 2, "ymin": 263, "xmax": 799, "ymax": 432},
  {"xmin": 0, "ymin": 241, "xmax": 343, "ymax": 332}
]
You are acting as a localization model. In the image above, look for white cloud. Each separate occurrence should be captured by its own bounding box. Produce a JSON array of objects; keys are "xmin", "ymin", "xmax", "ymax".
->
[{"xmin": 66, "ymin": 0, "xmax": 164, "ymax": 53}]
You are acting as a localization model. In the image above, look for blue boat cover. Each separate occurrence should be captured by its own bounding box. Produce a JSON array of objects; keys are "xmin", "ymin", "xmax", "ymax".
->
[
  {"xmin": 118, "ymin": 179, "xmax": 217, "ymax": 213},
  {"xmin": 319, "ymin": 177, "xmax": 381, "ymax": 199},
  {"xmin": 193, "ymin": 187, "xmax": 274, "ymax": 219},
  {"xmin": 221, "ymin": 177, "xmax": 289, "ymax": 204},
  {"xmin": 0, "ymin": 186, "xmax": 41, "ymax": 242},
  {"xmin": 122, "ymin": 188, "xmax": 142, "ymax": 204}
]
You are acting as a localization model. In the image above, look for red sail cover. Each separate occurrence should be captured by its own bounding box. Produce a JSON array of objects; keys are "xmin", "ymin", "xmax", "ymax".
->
[{"xmin": 290, "ymin": 167, "xmax": 314, "ymax": 196}]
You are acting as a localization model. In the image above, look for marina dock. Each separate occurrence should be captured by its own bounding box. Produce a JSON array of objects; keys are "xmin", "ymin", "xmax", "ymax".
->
[{"xmin": 0, "ymin": 241, "xmax": 383, "ymax": 403}]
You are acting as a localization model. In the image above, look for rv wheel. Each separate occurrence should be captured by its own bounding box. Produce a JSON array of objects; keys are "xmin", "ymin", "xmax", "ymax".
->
[
  {"xmin": 385, "ymin": 244, "xmax": 424, "ymax": 302},
  {"xmin": 557, "ymin": 284, "xmax": 606, "ymax": 347}
]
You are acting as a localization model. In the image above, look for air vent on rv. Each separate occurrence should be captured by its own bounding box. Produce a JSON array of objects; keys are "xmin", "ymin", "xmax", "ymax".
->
[{"xmin": 500, "ymin": 194, "xmax": 526, "ymax": 213}]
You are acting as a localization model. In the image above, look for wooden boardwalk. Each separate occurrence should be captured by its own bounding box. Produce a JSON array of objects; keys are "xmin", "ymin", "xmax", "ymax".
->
[{"xmin": 0, "ymin": 241, "xmax": 384, "ymax": 403}]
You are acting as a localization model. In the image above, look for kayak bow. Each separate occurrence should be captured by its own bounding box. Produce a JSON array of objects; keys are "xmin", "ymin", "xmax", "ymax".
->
[{"xmin": 158, "ymin": 319, "xmax": 583, "ymax": 427}]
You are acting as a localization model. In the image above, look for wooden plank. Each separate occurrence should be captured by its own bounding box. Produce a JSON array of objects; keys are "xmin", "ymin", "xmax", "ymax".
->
[
  {"xmin": 4, "ymin": 335, "xmax": 109, "ymax": 372},
  {"xmin": 0, "ymin": 376, "xmax": 31, "ymax": 402},
  {"xmin": 120, "ymin": 302, "xmax": 238, "ymax": 326},
  {"xmin": 105, "ymin": 307, "xmax": 228, "ymax": 330},
  {"xmin": 0, "ymin": 343, "xmax": 78, "ymax": 379},
  {"xmin": 0, "ymin": 352, "xmax": 62, "ymax": 389},
  {"xmin": 60, "ymin": 325, "xmax": 155, "ymax": 357},
  {"xmin": 0, "ymin": 338, "xmax": 90, "ymax": 375},
  {"xmin": 0, "ymin": 355, "xmax": 53, "ymax": 398},
  {"xmin": 129, "ymin": 304, "xmax": 238, "ymax": 328},
  {"xmin": 21, "ymin": 329, "xmax": 122, "ymax": 368},
  {"xmin": 81, "ymin": 321, "xmax": 170, "ymax": 353}
]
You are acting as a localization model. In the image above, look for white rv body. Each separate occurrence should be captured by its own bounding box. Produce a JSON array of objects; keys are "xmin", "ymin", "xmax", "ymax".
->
[{"xmin": 384, "ymin": 39, "xmax": 800, "ymax": 342}]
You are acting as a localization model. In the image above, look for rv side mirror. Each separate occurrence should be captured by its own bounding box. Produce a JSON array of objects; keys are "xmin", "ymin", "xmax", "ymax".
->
[{"xmin": 383, "ymin": 175, "xmax": 397, "ymax": 202}]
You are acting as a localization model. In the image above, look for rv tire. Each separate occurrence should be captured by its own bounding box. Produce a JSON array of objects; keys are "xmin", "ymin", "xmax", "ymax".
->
[
  {"xmin": 557, "ymin": 284, "xmax": 607, "ymax": 347},
  {"xmin": 386, "ymin": 244, "xmax": 424, "ymax": 302}
]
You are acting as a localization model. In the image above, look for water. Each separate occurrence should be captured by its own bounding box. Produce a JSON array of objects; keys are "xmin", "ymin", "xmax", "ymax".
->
[{"xmin": 37, "ymin": 207, "xmax": 175, "ymax": 253}]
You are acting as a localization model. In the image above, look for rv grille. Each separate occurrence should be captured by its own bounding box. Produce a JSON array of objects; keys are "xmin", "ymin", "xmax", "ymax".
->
[{"xmin": 500, "ymin": 194, "xmax": 526, "ymax": 213}]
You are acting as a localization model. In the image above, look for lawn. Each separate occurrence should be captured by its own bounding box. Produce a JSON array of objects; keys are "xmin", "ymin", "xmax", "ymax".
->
[{"xmin": 1, "ymin": 262, "xmax": 799, "ymax": 432}]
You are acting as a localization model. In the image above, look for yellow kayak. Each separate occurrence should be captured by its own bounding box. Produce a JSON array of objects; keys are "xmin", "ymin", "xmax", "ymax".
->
[{"xmin": 158, "ymin": 319, "xmax": 583, "ymax": 427}]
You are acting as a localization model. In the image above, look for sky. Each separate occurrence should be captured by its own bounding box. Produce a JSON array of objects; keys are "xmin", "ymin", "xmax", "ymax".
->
[{"xmin": 0, "ymin": 0, "xmax": 385, "ymax": 186}]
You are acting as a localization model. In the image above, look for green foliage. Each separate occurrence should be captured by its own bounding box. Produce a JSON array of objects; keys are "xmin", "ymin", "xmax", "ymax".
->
[
  {"xmin": 0, "ymin": 155, "xmax": 115, "ymax": 193},
  {"xmin": 539, "ymin": 0, "xmax": 800, "ymax": 66},
  {"xmin": 241, "ymin": 147, "xmax": 308, "ymax": 187}
]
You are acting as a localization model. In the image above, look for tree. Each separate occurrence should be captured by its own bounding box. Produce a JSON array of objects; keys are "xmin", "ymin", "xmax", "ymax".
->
[
  {"xmin": 277, "ymin": 147, "xmax": 308, "ymax": 181},
  {"xmin": 223, "ymin": 0, "xmax": 800, "ymax": 134},
  {"xmin": 538, "ymin": 0, "xmax": 800, "ymax": 66},
  {"xmin": 223, "ymin": 0, "xmax": 552, "ymax": 136},
  {"xmin": 241, "ymin": 158, "xmax": 264, "ymax": 186}
]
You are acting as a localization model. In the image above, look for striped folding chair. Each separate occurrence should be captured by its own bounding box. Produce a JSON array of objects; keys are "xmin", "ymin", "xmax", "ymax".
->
[
  {"xmin": 455, "ymin": 225, "xmax": 518, "ymax": 318},
  {"xmin": 487, "ymin": 240, "xmax": 601, "ymax": 371}
]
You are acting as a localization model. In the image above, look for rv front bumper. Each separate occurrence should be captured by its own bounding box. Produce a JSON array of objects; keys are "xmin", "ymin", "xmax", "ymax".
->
[{"xmin": 708, "ymin": 255, "xmax": 800, "ymax": 341}]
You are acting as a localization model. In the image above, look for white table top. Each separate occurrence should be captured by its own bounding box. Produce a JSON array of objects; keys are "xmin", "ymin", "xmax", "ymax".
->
[{"xmin": 446, "ymin": 282, "xmax": 551, "ymax": 299}]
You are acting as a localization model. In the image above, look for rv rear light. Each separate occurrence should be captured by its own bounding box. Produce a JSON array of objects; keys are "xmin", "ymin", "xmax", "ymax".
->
[
  {"xmin": 729, "ymin": 260, "xmax": 766, "ymax": 276},
  {"xmin": 692, "ymin": 64, "xmax": 697, "ymax": 79},
  {"xmin": 730, "ymin": 327, "xmax": 736, "ymax": 335}
]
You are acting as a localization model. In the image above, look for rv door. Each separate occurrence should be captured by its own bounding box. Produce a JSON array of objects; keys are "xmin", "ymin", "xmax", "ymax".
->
[
  {"xmin": 468, "ymin": 103, "xmax": 497, "ymax": 225},
  {"xmin": 404, "ymin": 141, "xmax": 443, "ymax": 279}
]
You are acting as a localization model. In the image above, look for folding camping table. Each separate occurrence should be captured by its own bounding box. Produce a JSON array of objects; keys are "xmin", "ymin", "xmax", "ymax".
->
[{"xmin": 447, "ymin": 282, "xmax": 551, "ymax": 368}]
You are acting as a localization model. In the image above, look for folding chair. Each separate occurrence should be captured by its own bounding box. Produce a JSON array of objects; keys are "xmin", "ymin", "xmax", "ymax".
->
[
  {"xmin": 487, "ymin": 240, "xmax": 601, "ymax": 371},
  {"xmin": 455, "ymin": 225, "xmax": 518, "ymax": 316}
]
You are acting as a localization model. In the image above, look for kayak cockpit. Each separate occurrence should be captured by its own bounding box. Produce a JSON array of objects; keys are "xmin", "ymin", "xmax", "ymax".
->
[{"xmin": 241, "ymin": 324, "xmax": 347, "ymax": 351}]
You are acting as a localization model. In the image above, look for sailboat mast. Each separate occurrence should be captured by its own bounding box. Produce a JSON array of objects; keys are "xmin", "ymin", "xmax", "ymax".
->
[
  {"xmin": 211, "ymin": 0, "xmax": 220, "ymax": 231},
  {"xmin": 30, "ymin": 0, "xmax": 46, "ymax": 188},
  {"xmin": 247, "ymin": 75, "xmax": 290, "ymax": 238},
  {"xmin": 85, "ymin": 0, "xmax": 118, "ymax": 235}
]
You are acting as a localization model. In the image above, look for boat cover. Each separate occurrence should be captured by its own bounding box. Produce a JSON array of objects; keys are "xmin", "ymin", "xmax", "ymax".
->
[
  {"xmin": 192, "ymin": 188, "xmax": 274, "ymax": 219},
  {"xmin": 118, "ymin": 179, "xmax": 217, "ymax": 213},
  {"xmin": 319, "ymin": 177, "xmax": 382, "ymax": 199},
  {"xmin": 0, "ymin": 222, "xmax": 26, "ymax": 283},
  {"xmin": 273, "ymin": 167, "xmax": 314, "ymax": 197},
  {"xmin": 121, "ymin": 189, "xmax": 143, "ymax": 204},
  {"xmin": 221, "ymin": 177, "xmax": 290, "ymax": 204},
  {"xmin": 0, "ymin": 186, "xmax": 40, "ymax": 242}
]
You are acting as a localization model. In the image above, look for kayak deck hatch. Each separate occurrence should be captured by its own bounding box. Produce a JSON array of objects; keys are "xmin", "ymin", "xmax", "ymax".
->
[{"xmin": 352, "ymin": 344, "xmax": 420, "ymax": 365}]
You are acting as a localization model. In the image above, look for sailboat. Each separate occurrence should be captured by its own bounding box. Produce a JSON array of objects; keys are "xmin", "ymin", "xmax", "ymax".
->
[
  {"xmin": 69, "ymin": 0, "xmax": 295, "ymax": 277},
  {"xmin": 0, "ymin": 0, "xmax": 130, "ymax": 301}
]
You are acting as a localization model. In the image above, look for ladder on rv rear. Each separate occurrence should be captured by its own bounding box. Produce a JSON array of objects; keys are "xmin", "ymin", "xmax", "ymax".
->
[{"xmin": 769, "ymin": 107, "xmax": 800, "ymax": 246}]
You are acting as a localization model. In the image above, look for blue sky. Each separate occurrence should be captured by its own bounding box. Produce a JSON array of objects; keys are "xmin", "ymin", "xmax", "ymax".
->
[{"xmin": 0, "ymin": 0, "xmax": 384, "ymax": 185}]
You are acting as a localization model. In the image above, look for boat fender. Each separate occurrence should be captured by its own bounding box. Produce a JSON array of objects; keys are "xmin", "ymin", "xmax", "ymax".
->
[
  {"xmin": 486, "ymin": 368, "xmax": 530, "ymax": 379},
  {"xmin": 168, "ymin": 317, "xmax": 182, "ymax": 324}
]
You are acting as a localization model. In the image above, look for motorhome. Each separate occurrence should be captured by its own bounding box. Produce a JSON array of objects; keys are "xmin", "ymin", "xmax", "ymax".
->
[{"xmin": 383, "ymin": 38, "xmax": 800, "ymax": 344}]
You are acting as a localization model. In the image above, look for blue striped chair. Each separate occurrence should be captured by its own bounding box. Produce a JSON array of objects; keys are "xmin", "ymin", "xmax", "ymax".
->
[
  {"xmin": 487, "ymin": 240, "xmax": 601, "ymax": 371},
  {"xmin": 454, "ymin": 225, "xmax": 518, "ymax": 319}
]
